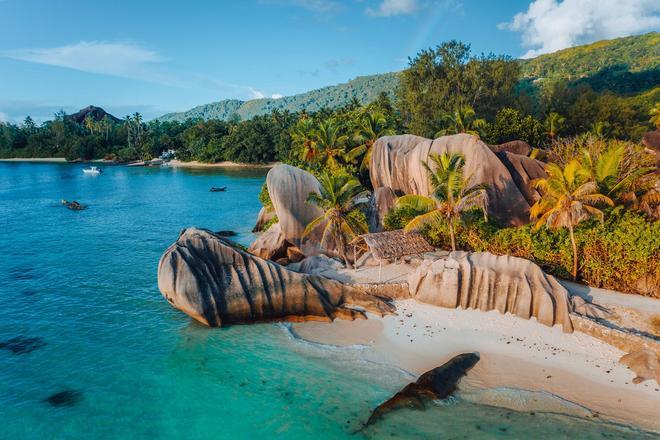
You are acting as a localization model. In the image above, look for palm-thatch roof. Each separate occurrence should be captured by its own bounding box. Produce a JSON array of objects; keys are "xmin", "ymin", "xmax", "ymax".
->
[{"xmin": 352, "ymin": 230, "xmax": 434, "ymax": 261}]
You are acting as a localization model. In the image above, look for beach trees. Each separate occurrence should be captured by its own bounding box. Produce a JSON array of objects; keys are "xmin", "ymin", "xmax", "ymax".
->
[
  {"xmin": 291, "ymin": 118, "xmax": 317, "ymax": 162},
  {"xmin": 347, "ymin": 112, "xmax": 395, "ymax": 170},
  {"xmin": 311, "ymin": 121, "xmax": 348, "ymax": 170},
  {"xmin": 530, "ymin": 160, "xmax": 614, "ymax": 280},
  {"xmin": 303, "ymin": 173, "xmax": 368, "ymax": 267},
  {"xmin": 397, "ymin": 152, "xmax": 488, "ymax": 251},
  {"xmin": 435, "ymin": 105, "xmax": 486, "ymax": 138}
]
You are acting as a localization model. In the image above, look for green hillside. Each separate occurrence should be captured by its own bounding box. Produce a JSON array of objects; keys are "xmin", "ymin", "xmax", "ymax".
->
[
  {"xmin": 157, "ymin": 33, "xmax": 659, "ymax": 122},
  {"xmin": 157, "ymin": 73, "xmax": 399, "ymax": 122}
]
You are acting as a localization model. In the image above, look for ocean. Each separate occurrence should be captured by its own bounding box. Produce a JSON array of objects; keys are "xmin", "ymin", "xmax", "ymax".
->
[{"xmin": 0, "ymin": 162, "xmax": 655, "ymax": 439}]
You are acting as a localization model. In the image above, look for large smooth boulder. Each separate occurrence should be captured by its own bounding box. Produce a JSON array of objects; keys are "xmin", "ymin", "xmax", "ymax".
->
[
  {"xmin": 252, "ymin": 206, "xmax": 276, "ymax": 232},
  {"xmin": 368, "ymin": 187, "xmax": 396, "ymax": 232},
  {"xmin": 408, "ymin": 251, "xmax": 574, "ymax": 332},
  {"xmin": 266, "ymin": 164, "xmax": 324, "ymax": 253},
  {"xmin": 247, "ymin": 223, "xmax": 289, "ymax": 260},
  {"xmin": 490, "ymin": 140, "xmax": 531, "ymax": 156},
  {"xmin": 370, "ymin": 134, "xmax": 532, "ymax": 225},
  {"xmin": 495, "ymin": 151, "xmax": 547, "ymax": 206},
  {"xmin": 158, "ymin": 228, "xmax": 393, "ymax": 327}
]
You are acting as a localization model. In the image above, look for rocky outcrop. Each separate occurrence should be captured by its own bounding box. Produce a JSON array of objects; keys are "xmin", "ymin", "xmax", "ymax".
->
[
  {"xmin": 620, "ymin": 350, "xmax": 660, "ymax": 384},
  {"xmin": 158, "ymin": 228, "xmax": 393, "ymax": 327},
  {"xmin": 247, "ymin": 223, "xmax": 289, "ymax": 260},
  {"xmin": 266, "ymin": 164, "xmax": 324, "ymax": 253},
  {"xmin": 495, "ymin": 151, "xmax": 547, "ymax": 206},
  {"xmin": 408, "ymin": 251, "xmax": 574, "ymax": 333},
  {"xmin": 365, "ymin": 353, "xmax": 480, "ymax": 426},
  {"xmin": 252, "ymin": 207, "xmax": 276, "ymax": 232},
  {"xmin": 368, "ymin": 187, "xmax": 396, "ymax": 232},
  {"xmin": 490, "ymin": 140, "xmax": 531, "ymax": 156},
  {"xmin": 370, "ymin": 134, "xmax": 531, "ymax": 225}
]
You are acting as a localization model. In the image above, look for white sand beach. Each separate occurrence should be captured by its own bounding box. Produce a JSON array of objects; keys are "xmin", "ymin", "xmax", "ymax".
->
[
  {"xmin": 292, "ymin": 301, "xmax": 660, "ymax": 431},
  {"xmin": 169, "ymin": 159, "xmax": 277, "ymax": 169},
  {"xmin": 0, "ymin": 157, "xmax": 67, "ymax": 162}
]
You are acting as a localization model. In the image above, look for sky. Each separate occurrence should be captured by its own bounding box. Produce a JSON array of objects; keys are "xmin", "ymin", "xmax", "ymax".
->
[{"xmin": 0, "ymin": 0, "xmax": 658, "ymax": 122}]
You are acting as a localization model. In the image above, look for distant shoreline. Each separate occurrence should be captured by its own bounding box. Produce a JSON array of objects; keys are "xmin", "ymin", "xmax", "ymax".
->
[
  {"xmin": 0, "ymin": 157, "xmax": 277, "ymax": 169},
  {"xmin": 0, "ymin": 157, "xmax": 67, "ymax": 163}
]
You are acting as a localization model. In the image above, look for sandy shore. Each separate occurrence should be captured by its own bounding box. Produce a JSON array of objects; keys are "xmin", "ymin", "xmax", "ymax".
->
[
  {"xmin": 169, "ymin": 159, "xmax": 277, "ymax": 169},
  {"xmin": 0, "ymin": 157, "xmax": 67, "ymax": 162},
  {"xmin": 292, "ymin": 300, "xmax": 660, "ymax": 432}
]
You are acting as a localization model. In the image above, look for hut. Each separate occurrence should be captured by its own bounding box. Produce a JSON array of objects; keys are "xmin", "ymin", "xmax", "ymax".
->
[{"xmin": 351, "ymin": 230, "xmax": 434, "ymax": 281}]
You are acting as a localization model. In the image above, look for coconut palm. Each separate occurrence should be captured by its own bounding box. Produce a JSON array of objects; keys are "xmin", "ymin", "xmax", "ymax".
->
[
  {"xmin": 544, "ymin": 112, "xmax": 565, "ymax": 141},
  {"xmin": 590, "ymin": 121, "xmax": 610, "ymax": 139},
  {"xmin": 397, "ymin": 152, "xmax": 488, "ymax": 251},
  {"xmin": 347, "ymin": 112, "xmax": 395, "ymax": 170},
  {"xmin": 303, "ymin": 173, "xmax": 368, "ymax": 267},
  {"xmin": 580, "ymin": 143, "xmax": 658, "ymax": 215},
  {"xmin": 312, "ymin": 121, "xmax": 348, "ymax": 170},
  {"xmin": 435, "ymin": 105, "xmax": 486, "ymax": 138},
  {"xmin": 530, "ymin": 160, "xmax": 614, "ymax": 280},
  {"xmin": 291, "ymin": 118, "xmax": 317, "ymax": 162}
]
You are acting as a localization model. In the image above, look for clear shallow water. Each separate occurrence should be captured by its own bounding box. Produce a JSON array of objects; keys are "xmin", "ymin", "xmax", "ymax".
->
[{"xmin": 0, "ymin": 162, "xmax": 657, "ymax": 439}]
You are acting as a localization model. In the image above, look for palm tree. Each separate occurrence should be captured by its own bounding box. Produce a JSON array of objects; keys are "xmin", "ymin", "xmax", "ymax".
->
[
  {"xmin": 303, "ymin": 173, "xmax": 368, "ymax": 267},
  {"xmin": 544, "ymin": 112, "xmax": 565, "ymax": 141},
  {"xmin": 397, "ymin": 152, "xmax": 488, "ymax": 251},
  {"xmin": 312, "ymin": 121, "xmax": 348, "ymax": 170},
  {"xmin": 590, "ymin": 121, "xmax": 610, "ymax": 139},
  {"xmin": 291, "ymin": 118, "xmax": 317, "ymax": 162},
  {"xmin": 580, "ymin": 143, "xmax": 658, "ymax": 214},
  {"xmin": 649, "ymin": 102, "xmax": 660, "ymax": 129},
  {"xmin": 347, "ymin": 112, "xmax": 395, "ymax": 170},
  {"xmin": 530, "ymin": 160, "xmax": 614, "ymax": 280},
  {"xmin": 435, "ymin": 105, "xmax": 486, "ymax": 138}
]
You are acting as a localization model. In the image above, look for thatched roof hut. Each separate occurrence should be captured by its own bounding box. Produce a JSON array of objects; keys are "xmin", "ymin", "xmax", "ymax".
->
[{"xmin": 352, "ymin": 230, "xmax": 434, "ymax": 261}]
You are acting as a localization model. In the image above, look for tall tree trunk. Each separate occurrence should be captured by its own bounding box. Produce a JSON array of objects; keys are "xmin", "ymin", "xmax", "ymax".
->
[
  {"xmin": 448, "ymin": 218, "xmax": 456, "ymax": 252},
  {"xmin": 568, "ymin": 223, "xmax": 578, "ymax": 280}
]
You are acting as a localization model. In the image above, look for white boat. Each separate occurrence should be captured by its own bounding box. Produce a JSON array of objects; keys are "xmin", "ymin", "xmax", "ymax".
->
[{"xmin": 82, "ymin": 166, "xmax": 103, "ymax": 175}]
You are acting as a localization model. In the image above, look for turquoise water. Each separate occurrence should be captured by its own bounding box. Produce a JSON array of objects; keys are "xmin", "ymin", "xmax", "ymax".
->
[{"xmin": 0, "ymin": 162, "xmax": 656, "ymax": 439}]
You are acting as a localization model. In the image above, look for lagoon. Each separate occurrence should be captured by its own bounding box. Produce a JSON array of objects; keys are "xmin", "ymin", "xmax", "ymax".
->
[{"xmin": 0, "ymin": 162, "xmax": 655, "ymax": 439}]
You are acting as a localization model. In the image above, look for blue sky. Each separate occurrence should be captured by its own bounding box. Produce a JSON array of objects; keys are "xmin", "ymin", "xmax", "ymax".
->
[{"xmin": 0, "ymin": 0, "xmax": 658, "ymax": 122}]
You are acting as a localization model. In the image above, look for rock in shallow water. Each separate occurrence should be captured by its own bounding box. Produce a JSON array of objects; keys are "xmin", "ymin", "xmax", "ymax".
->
[
  {"xmin": 408, "ymin": 251, "xmax": 574, "ymax": 333},
  {"xmin": 158, "ymin": 228, "xmax": 394, "ymax": 327},
  {"xmin": 365, "ymin": 352, "xmax": 480, "ymax": 426},
  {"xmin": 0, "ymin": 336, "xmax": 46, "ymax": 354},
  {"xmin": 43, "ymin": 390, "xmax": 82, "ymax": 407}
]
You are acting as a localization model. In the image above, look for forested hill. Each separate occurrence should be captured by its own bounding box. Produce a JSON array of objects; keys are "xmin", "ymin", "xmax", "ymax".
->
[
  {"xmin": 157, "ymin": 73, "xmax": 399, "ymax": 122},
  {"xmin": 156, "ymin": 32, "xmax": 659, "ymax": 123}
]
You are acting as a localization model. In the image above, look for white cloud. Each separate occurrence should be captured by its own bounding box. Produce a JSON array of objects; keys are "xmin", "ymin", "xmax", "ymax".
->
[
  {"xmin": 0, "ymin": 111, "xmax": 8, "ymax": 122},
  {"xmin": 6, "ymin": 41, "xmax": 164, "ymax": 77},
  {"xmin": 500, "ymin": 0, "xmax": 660, "ymax": 58},
  {"xmin": 271, "ymin": 94, "xmax": 284, "ymax": 99},
  {"xmin": 367, "ymin": 0, "xmax": 419, "ymax": 16}
]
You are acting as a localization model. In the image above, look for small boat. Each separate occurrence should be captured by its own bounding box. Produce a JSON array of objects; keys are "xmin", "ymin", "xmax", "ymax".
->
[
  {"xmin": 82, "ymin": 166, "xmax": 103, "ymax": 175},
  {"xmin": 209, "ymin": 187, "xmax": 227, "ymax": 192}
]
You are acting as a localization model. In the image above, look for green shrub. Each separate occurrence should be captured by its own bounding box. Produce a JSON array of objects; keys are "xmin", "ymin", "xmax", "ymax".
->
[
  {"xmin": 258, "ymin": 182, "xmax": 272, "ymax": 208},
  {"xmin": 400, "ymin": 204, "xmax": 659, "ymax": 295},
  {"xmin": 383, "ymin": 205, "xmax": 428, "ymax": 230}
]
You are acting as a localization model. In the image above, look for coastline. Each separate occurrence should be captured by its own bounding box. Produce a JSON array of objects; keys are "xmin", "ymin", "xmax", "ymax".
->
[
  {"xmin": 0, "ymin": 157, "xmax": 67, "ymax": 163},
  {"xmin": 169, "ymin": 159, "xmax": 278, "ymax": 169},
  {"xmin": 291, "ymin": 300, "xmax": 660, "ymax": 433}
]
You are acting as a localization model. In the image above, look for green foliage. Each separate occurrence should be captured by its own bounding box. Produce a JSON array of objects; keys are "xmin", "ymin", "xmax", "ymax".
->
[
  {"xmin": 258, "ymin": 182, "xmax": 272, "ymax": 207},
  {"xmin": 484, "ymin": 107, "xmax": 546, "ymax": 146},
  {"xmin": 397, "ymin": 41, "xmax": 520, "ymax": 137},
  {"xmin": 383, "ymin": 204, "xmax": 428, "ymax": 231}
]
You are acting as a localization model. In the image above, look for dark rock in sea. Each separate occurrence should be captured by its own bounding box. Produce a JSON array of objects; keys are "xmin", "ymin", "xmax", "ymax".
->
[
  {"xmin": 215, "ymin": 230, "xmax": 237, "ymax": 237},
  {"xmin": 43, "ymin": 390, "xmax": 82, "ymax": 407},
  {"xmin": 365, "ymin": 352, "xmax": 480, "ymax": 426},
  {"xmin": 158, "ymin": 228, "xmax": 394, "ymax": 327},
  {"xmin": 0, "ymin": 336, "xmax": 46, "ymax": 354}
]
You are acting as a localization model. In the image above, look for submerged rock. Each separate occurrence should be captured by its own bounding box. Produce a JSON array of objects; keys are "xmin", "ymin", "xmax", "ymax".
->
[
  {"xmin": 408, "ymin": 252, "xmax": 574, "ymax": 333},
  {"xmin": 370, "ymin": 134, "xmax": 532, "ymax": 225},
  {"xmin": 158, "ymin": 228, "xmax": 394, "ymax": 327},
  {"xmin": 43, "ymin": 390, "xmax": 82, "ymax": 407},
  {"xmin": 365, "ymin": 352, "xmax": 480, "ymax": 426},
  {"xmin": 0, "ymin": 336, "xmax": 46, "ymax": 354}
]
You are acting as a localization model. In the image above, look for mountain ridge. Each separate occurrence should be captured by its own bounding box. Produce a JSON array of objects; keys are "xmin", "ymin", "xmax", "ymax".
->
[{"xmin": 157, "ymin": 32, "xmax": 659, "ymax": 123}]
